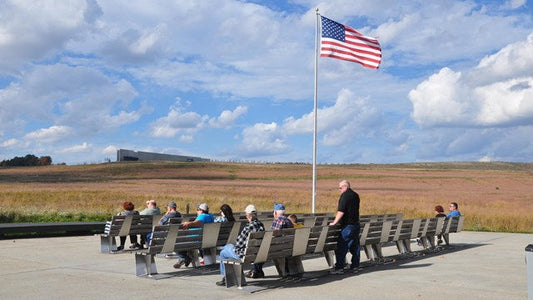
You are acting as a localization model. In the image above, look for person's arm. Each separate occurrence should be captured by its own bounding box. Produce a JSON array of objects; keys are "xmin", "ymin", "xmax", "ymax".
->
[
  {"xmin": 329, "ymin": 211, "xmax": 344, "ymax": 225},
  {"xmin": 181, "ymin": 219, "xmax": 203, "ymax": 229}
]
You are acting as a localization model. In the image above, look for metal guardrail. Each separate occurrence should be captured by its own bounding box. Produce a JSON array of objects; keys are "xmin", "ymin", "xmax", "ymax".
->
[{"xmin": 0, "ymin": 222, "xmax": 106, "ymax": 238}]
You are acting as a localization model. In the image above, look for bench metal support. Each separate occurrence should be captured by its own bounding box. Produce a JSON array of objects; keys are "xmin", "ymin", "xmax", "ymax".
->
[
  {"xmin": 135, "ymin": 253, "xmax": 157, "ymax": 277},
  {"xmin": 100, "ymin": 235, "xmax": 117, "ymax": 253},
  {"xmin": 223, "ymin": 261, "xmax": 246, "ymax": 288}
]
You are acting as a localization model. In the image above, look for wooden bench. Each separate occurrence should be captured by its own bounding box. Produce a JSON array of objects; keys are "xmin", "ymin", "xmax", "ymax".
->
[
  {"xmin": 134, "ymin": 221, "xmax": 245, "ymax": 277},
  {"xmin": 440, "ymin": 215, "xmax": 465, "ymax": 245},
  {"xmin": 301, "ymin": 213, "xmax": 402, "ymax": 228},
  {"xmin": 100, "ymin": 215, "xmax": 158, "ymax": 253},
  {"xmin": 360, "ymin": 216, "xmax": 465, "ymax": 260},
  {"xmin": 221, "ymin": 224, "xmax": 341, "ymax": 288}
]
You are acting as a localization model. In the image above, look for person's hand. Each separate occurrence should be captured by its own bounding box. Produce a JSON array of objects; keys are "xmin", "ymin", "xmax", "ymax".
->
[
  {"xmin": 181, "ymin": 222, "xmax": 189, "ymax": 229},
  {"xmin": 329, "ymin": 222, "xmax": 336, "ymax": 226}
]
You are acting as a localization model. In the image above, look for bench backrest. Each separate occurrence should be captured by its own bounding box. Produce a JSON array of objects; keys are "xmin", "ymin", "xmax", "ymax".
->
[
  {"xmin": 240, "ymin": 225, "xmax": 340, "ymax": 264},
  {"xmin": 104, "ymin": 215, "xmax": 154, "ymax": 236},
  {"xmin": 147, "ymin": 224, "xmax": 203, "ymax": 255},
  {"xmin": 441, "ymin": 215, "xmax": 464, "ymax": 234}
]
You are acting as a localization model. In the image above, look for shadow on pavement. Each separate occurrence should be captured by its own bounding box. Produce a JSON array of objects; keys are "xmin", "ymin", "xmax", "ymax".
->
[{"xmin": 135, "ymin": 242, "xmax": 486, "ymax": 293}]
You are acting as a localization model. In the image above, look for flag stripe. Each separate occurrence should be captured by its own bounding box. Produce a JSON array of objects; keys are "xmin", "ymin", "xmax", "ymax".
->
[{"xmin": 320, "ymin": 16, "xmax": 382, "ymax": 69}]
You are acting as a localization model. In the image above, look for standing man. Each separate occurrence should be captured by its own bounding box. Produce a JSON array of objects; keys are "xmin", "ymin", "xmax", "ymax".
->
[
  {"xmin": 447, "ymin": 202, "xmax": 461, "ymax": 217},
  {"xmin": 329, "ymin": 180, "xmax": 360, "ymax": 274}
]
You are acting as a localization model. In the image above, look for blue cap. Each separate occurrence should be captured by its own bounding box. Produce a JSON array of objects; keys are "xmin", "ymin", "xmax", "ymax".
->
[{"xmin": 274, "ymin": 203, "xmax": 285, "ymax": 211}]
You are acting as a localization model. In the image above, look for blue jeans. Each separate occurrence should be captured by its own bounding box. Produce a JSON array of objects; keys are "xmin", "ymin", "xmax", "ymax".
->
[
  {"xmin": 219, "ymin": 244, "xmax": 240, "ymax": 275},
  {"xmin": 335, "ymin": 223, "xmax": 360, "ymax": 269}
]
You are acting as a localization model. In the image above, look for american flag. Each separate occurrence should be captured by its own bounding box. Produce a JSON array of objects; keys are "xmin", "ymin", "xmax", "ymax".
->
[{"xmin": 320, "ymin": 16, "xmax": 382, "ymax": 69}]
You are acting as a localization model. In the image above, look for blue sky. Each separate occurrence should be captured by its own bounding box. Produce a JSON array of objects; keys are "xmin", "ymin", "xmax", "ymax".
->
[{"xmin": 1, "ymin": 0, "xmax": 532, "ymax": 164}]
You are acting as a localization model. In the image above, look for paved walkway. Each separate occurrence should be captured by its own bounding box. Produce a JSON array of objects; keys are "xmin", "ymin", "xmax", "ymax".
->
[{"xmin": 0, "ymin": 231, "xmax": 530, "ymax": 299}]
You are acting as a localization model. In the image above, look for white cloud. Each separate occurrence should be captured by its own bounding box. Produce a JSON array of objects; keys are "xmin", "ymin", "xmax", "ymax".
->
[
  {"xmin": 409, "ymin": 32, "xmax": 533, "ymax": 128},
  {"xmin": 502, "ymin": 0, "xmax": 526, "ymax": 9},
  {"xmin": 0, "ymin": 1, "xmax": 90, "ymax": 72},
  {"xmin": 58, "ymin": 142, "xmax": 91, "ymax": 154},
  {"xmin": 102, "ymin": 145, "xmax": 117, "ymax": 156},
  {"xmin": 283, "ymin": 89, "xmax": 383, "ymax": 146},
  {"xmin": 208, "ymin": 106, "xmax": 248, "ymax": 128},
  {"xmin": 150, "ymin": 108, "xmax": 207, "ymax": 138},
  {"xmin": 238, "ymin": 122, "xmax": 290, "ymax": 156},
  {"xmin": 374, "ymin": 1, "xmax": 532, "ymax": 66},
  {"xmin": 1, "ymin": 138, "xmax": 22, "ymax": 148},
  {"xmin": 24, "ymin": 125, "xmax": 74, "ymax": 144},
  {"xmin": 0, "ymin": 64, "xmax": 141, "ymax": 136}
]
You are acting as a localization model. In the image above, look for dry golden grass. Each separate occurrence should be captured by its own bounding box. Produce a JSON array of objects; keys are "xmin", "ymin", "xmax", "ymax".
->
[{"xmin": 1, "ymin": 161, "xmax": 532, "ymax": 232}]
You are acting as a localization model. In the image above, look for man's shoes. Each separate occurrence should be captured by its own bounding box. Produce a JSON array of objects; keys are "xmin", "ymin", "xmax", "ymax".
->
[
  {"xmin": 112, "ymin": 245, "xmax": 124, "ymax": 252},
  {"xmin": 348, "ymin": 265, "xmax": 359, "ymax": 273},
  {"xmin": 252, "ymin": 270, "xmax": 264, "ymax": 278},
  {"xmin": 215, "ymin": 277, "xmax": 226, "ymax": 286},
  {"xmin": 245, "ymin": 270, "xmax": 265, "ymax": 278},
  {"xmin": 437, "ymin": 239, "xmax": 443, "ymax": 245},
  {"xmin": 173, "ymin": 259, "xmax": 188, "ymax": 269},
  {"xmin": 129, "ymin": 243, "xmax": 142, "ymax": 250},
  {"xmin": 329, "ymin": 267, "xmax": 344, "ymax": 275}
]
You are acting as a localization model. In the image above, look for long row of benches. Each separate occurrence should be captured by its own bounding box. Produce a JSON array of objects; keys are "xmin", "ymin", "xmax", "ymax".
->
[
  {"xmin": 360, "ymin": 216, "xmax": 465, "ymax": 261},
  {"xmin": 99, "ymin": 212, "xmax": 400, "ymax": 253},
  {"xmin": 222, "ymin": 215, "xmax": 464, "ymax": 288},
  {"xmin": 128, "ymin": 213, "xmax": 402, "ymax": 276},
  {"xmin": 126, "ymin": 213, "xmax": 463, "ymax": 288}
]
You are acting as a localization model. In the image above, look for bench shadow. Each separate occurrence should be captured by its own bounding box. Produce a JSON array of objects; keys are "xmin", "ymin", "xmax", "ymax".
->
[
  {"xmin": 139, "ymin": 242, "xmax": 486, "ymax": 292},
  {"xmin": 234, "ymin": 242, "xmax": 487, "ymax": 293}
]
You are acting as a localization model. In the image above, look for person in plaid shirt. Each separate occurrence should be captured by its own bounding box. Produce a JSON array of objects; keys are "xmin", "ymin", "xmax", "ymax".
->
[
  {"xmin": 248, "ymin": 203, "xmax": 294, "ymax": 278},
  {"xmin": 216, "ymin": 204, "xmax": 265, "ymax": 286}
]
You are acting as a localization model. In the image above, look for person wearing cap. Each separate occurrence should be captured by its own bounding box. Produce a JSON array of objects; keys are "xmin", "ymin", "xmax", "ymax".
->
[
  {"xmin": 329, "ymin": 180, "xmax": 360, "ymax": 274},
  {"xmin": 146, "ymin": 201, "xmax": 182, "ymax": 246},
  {"xmin": 159, "ymin": 201, "xmax": 182, "ymax": 225},
  {"xmin": 174, "ymin": 203, "xmax": 214, "ymax": 269},
  {"xmin": 247, "ymin": 203, "xmax": 294, "ymax": 278},
  {"xmin": 216, "ymin": 204, "xmax": 265, "ymax": 286}
]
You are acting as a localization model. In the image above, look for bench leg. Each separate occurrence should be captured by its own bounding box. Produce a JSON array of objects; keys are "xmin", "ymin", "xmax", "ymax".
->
[
  {"xmin": 273, "ymin": 258, "xmax": 287, "ymax": 278},
  {"xmin": 426, "ymin": 236, "xmax": 436, "ymax": 248},
  {"xmin": 273, "ymin": 257, "xmax": 303, "ymax": 277},
  {"xmin": 287, "ymin": 256, "xmax": 304, "ymax": 277},
  {"xmin": 224, "ymin": 263, "xmax": 246, "ymax": 288},
  {"xmin": 135, "ymin": 253, "xmax": 157, "ymax": 277},
  {"xmin": 202, "ymin": 247, "xmax": 217, "ymax": 266},
  {"xmin": 443, "ymin": 233, "xmax": 450, "ymax": 245},
  {"xmin": 402, "ymin": 239, "xmax": 412, "ymax": 253},
  {"xmin": 189, "ymin": 250, "xmax": 200, "ymax": 268},
  {"xmin": 100, "ymin": 235, "xmax": 116, "ymax": 253},
  {"xmin": 323, "ymin": 250, "xmax": 335, "ymax": 267},
  {"xmin": 373, "ymin": 244, "xmax": 383, "ymax": 260},
  {"xmin": 363, "ymin": 245, "xmax": 375, "ymax": 260},
  {"xmin": 395, "ymin": 241, "xmax": 406, "ymax": 254}
]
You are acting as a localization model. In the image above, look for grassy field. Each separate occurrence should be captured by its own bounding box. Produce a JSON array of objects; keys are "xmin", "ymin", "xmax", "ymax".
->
[{"xmin": 1, "ymin": 161, "xmax": 532, "ymax": 233}]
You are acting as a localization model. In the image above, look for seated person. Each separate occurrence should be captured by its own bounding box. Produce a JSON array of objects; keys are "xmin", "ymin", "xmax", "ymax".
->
[
  {"xmin": 216, "ymin": 205, "xmax": 265, "ymax": 286},
  {"xmin": 289, "ymin": 214, "xmax": 304, "ymax": 228},
  {"xmin": 173, "ymin": 203, "xmax": 214, "ymax": 268}
]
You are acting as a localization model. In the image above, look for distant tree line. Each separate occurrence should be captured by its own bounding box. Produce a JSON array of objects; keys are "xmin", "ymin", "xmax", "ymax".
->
[{"xmin": 0, "ymin": 154, "xmax": 52, "ymax": 167}]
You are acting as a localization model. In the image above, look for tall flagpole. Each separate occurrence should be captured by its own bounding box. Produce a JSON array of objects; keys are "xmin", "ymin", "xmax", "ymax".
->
[{"xmin": 312, "ymin": 8, "xmax": 320, "ymax": 213}]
